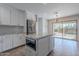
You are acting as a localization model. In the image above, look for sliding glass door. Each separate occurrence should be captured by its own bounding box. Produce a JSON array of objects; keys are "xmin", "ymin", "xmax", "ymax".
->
[
  {"xmin": 63, "ymin": 21, "xmax": 76, "ymax": 40},
  {"xmin": 53, "ymin": 22, "xmax": 63, "ymax": 38},
  {"xmin": 53, "ymin": 20, "xmax": 77, "ymax": 40}
]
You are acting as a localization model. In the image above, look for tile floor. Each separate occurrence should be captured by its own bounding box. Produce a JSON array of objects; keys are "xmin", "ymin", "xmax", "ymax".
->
[{"xmin": 50, "ymin": 38, "xmax": 79, "ymax": 56}]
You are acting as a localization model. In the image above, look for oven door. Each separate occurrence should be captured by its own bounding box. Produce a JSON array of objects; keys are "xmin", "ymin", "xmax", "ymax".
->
[{"xmin": 26, "ymin": 38, "xmax": 36, "ymax": 51}]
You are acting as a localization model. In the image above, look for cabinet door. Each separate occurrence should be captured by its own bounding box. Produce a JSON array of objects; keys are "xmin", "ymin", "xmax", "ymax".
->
[
  {"xmin": 17, "ymin": 10, "xmax": 24, "ymax": 26},
  {"xmin": 11, "ymin": 8, "xmax": 25, "ymax": 26},
  {"xmin": 0, "ymin": 36, "xmax": 3, "ymax": 52},
  {"xmin": 16, "ymin": 34, "xmax": 21, "ymax": 46},
  {"xmin": 12, "ymin": 34, "xmax": 17, "ymax": 47},
  {"xmin": 10, "ymin": 7, "xmax": 16, "ymax": 25},
  {"xmin": 19, "ymin": 11, "xmax": 25, "ymax": 26},
  {"xmin": 12, "ymin": 34, "xmax": 16, "ymax": 47},
  {"xmin": 13, "ymin": 34, "xmax": 20, "ymax": 47},
  {"xmin": 15, "ymin": 34, "xmax": 25, "ymax": 46},
  {"xmin": 8, "ymin": 35, "xmax": 13, "ymax": 49},
  {"xmin": 21, "ymin": 35, "xmax": 25, "ymax": 45},
  {"xmin": 19, "ymin": 34, "xmax": 25, "ymax": 45},
  {"xmin": 2, "ymin": 35, "xmax": 8, "ymax": 51},
  {"xmin": 2, "ymin": 35, "xmax": 12, "ymax": 51},
  {"xmin": 10, "ymin": 7, "xmax": 18, "ymax": 25},
  {"xmin": 0, "ymin": 5, "xmax": 10, "ymax": 25}
]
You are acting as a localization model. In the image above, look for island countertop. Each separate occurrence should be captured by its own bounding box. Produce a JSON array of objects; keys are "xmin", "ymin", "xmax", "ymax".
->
[
  {"xmin": 25, "ymin": 33, "xmax": 53, "ymax": 56},
  {"xmin": 25, "ymin": 33, "xmax": 53, "ymax": 40}
]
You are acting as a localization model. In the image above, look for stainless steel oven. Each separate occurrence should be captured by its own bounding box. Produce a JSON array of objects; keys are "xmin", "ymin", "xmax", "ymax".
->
[{"xmin": 26, "ymin": 37, "xmax": 36, "ymax": 51}]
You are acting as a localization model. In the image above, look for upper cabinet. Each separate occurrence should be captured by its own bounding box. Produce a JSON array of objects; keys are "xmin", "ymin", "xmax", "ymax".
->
[
  {"xmin": 0, "ymin": 5, "xmax": 11, "ymax": 25},
  {"xmin": 10, "ymin": 7, "xmax": 18, "ymax": 25},
  {"xmin": 0, "ymin": 4, "xmax": 25, "ymax": 26},
  {"xmin": 16, "ymin": 9, "xmax": 25, "ymax": 26},
  {"xmin": 11, "ymin": 7, "xmax": 25, "ymax": 26}
]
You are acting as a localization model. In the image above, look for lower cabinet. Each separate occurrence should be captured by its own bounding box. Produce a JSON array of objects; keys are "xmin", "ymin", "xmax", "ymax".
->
[
  {"xmin": 37, "ymin": 36, "xmax": 50, "ymax": 56},
  {"xmin": 2, "ymin": 35, "xmax": 13, "ymax": 51},
  {"xmin": 19, "ymin": 34, "xmax": 25, "ymax": 45},
  {"xmin": 0, "ymin": 36, "xmax": 3, "ymax": 52},
  {"xmin": 12, "ymin": 34, "xmax": 19, "ymax": 47},
  {"xmin": 0, "ymin": 34, "xmax": 25, "ymax": 52},
  {"xmin": 12, "ymin": 34, "xmax": 25, "ymax": 48}
]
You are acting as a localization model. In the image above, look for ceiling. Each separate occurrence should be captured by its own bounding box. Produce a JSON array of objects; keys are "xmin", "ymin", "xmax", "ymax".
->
[{"xmin": 6, "ymin": 3, "xmax": 79, "ymax": 19}]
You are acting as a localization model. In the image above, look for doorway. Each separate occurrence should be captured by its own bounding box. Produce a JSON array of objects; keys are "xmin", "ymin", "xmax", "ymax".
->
[{"xmin": 53, "ymin": 20, "xmax": 77, "ymax": 40}]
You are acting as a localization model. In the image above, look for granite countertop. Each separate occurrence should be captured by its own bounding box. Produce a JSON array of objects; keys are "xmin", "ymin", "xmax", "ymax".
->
[{"xmin": 25, "ymin": 33, "xmax": 53, "ymax": 40}]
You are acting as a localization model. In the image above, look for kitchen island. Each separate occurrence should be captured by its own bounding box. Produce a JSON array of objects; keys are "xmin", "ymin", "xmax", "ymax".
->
[{"xmin": 25, "ymin": 33, "xmax": 54, "ymax": 56}]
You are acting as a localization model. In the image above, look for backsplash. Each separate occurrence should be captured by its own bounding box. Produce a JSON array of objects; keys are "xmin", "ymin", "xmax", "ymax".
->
[{"xmin": 0, "ymin": 25, "xmax": 24, "ymax": 35}]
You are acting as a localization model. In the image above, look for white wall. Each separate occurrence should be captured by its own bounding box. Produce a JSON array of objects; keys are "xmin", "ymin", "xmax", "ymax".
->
[
  {"xmin": 41, "ymin": 14, "xmax": 48, "ymax": 34},
  {"xmin": 26, "ymin": 10, "xmax": 36, "ymax": 20},
  {"xmin": 36, "ymin": 17, "xmax": 48, "ymax": 35},
  {"xmin": 37, "ymin": 17, "xmax": 43, "ymax": 34},
  {"xmin": 42, "ymin": 18, "xmax": 48, "ymax": 34}
]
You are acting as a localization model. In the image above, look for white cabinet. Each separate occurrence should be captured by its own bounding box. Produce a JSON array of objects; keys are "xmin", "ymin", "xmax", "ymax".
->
[
  {"xmin": 37, "ymin": 36, "xmax": 50, "ymax": 56},
  {"xmin": 26, "ymin": 35, "xmax": 52, "ymax": 56},
  {"xmin": 2, "ymin": 35, "xmax": 8, "ymax": 51},
  {"xmin": 0, "ymin": 35, "xmax": 14, "ymax": 52},
  {"xmin": 10, "ymin": 7, "xmax": 17, "ymax": 25},
  {"xmin": 12, "ymin": 34, "xmax": 25, "ymax": 48},
  {"xmin": 9, "ymin": 35, "xmax": 13, "ymax": 49},
  {"xmin": 12, "ymin": 34, "xmax": 19, "ymax": 47},
  {"xmin": 16, "ymin": 10, "xmax": 21, "ymax": 26},
  {"xmin": 11, "ymin": 34, "xmax": 17, "ymax": 48},
  {"xmin": 16, "ymin": 34, "xmax": 25, "ymax": 46},
  {"xmin": 0, "ymin": 34, "xmax": 25, "ymax": 52},
  {"xmin": 20, "ymin": 11, "xmax": 25, "ymax": 26},
  {"xmin": 0, "ymin": 5, "xmax": 11, "ymax": 25},
  {"xmin": 2, "ymin": 35, "xmax": 12, "ymax": 51},
  {"xmin": 0, "ymin": 36, "xmax": 3, "ymax": 52},
  {"xmin": 0, "ymin": 4, "xmax": 25, "ymax": 26},
  {"xmin": 16, "ymin": 34, "xmax": 21, "ymax": 46},
  {"xmin": 16, "ymin": 10, "xmax": 25, "ymax": 26},
  {"xmin": 11, "ymin": 7, "xmax": 25, "ymax": 26},
  {"xmin": 21, "ymin": 35, "xmax": 25, "ymax": 45},
  {"xmin": 19, "ymin": 34, "xmax": 25, "ymax": 45}
]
